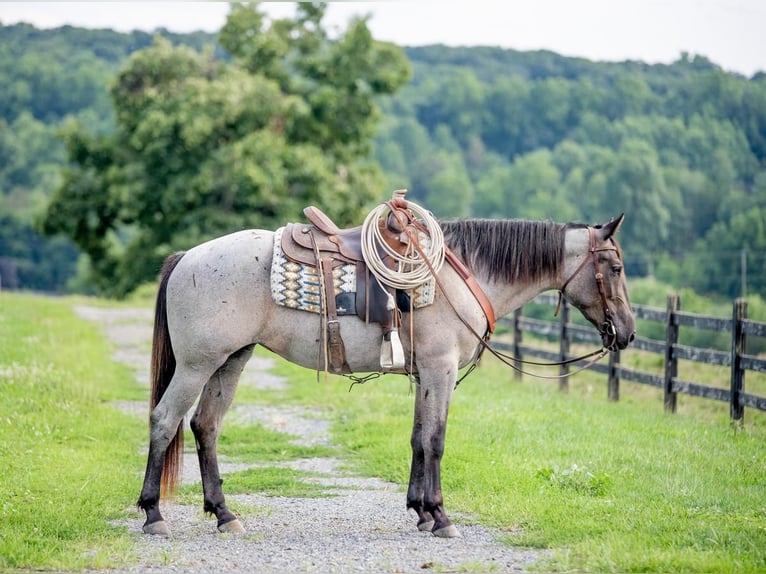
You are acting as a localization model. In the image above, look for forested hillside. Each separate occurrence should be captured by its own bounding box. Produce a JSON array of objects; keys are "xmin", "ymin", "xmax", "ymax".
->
[
  {"xmin": 1, "ymin": 9, "xmax": 765, "ymax": 299},
  {"xmin": 0, "ymin": 22, "xmax": 220, "ymax": 290},
  {"xmin": 374, "ymin": 46, "xmax": 766, "ymax": 298}
]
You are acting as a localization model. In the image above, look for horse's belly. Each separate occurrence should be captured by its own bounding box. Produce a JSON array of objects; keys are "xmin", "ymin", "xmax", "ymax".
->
[{"xmin": 266, "ymin": 307, "xmax": 387, "ymax": 373}]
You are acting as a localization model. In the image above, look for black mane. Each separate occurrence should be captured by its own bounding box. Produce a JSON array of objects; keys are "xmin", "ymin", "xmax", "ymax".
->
[{"xmin": 439, "ymin": 219, "xmax": 572, "ymax": 283}]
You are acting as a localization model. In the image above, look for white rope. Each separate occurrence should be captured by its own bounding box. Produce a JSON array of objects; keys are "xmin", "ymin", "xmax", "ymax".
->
[{"xmin": 360, "ymin": 200, "xmax": 445, "ymax": 290}]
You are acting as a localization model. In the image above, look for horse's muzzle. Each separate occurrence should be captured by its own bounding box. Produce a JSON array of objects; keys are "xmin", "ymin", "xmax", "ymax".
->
[{"xmin": 601, "ymin": 322, "xmax": 635, "ymax": 351}]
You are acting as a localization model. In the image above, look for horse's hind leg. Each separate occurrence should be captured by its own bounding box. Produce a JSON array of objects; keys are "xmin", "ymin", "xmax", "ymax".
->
[
  {"xmin": 138, "ymin": 364, "xmax": 212, "ymax": 536},
  {"xmin": 190, "ymin": 345, "xmax": 254, "ymax": 533}
]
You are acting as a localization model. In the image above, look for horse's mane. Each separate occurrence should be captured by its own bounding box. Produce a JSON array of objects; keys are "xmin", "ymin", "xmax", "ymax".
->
[{"xmin": 440, "ymin": 219, "xmax": 576, "ymax": 283}]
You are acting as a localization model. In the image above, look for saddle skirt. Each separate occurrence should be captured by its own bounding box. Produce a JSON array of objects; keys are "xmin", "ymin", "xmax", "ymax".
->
[{"xmin": 270, "ymin": 227, "xmax": 435, "ymax": 316}]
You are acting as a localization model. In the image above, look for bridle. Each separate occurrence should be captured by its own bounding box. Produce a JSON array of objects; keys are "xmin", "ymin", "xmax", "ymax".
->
[{"xmin": 556, "ymin": 226, "xmax": 621, "ymax": 352}]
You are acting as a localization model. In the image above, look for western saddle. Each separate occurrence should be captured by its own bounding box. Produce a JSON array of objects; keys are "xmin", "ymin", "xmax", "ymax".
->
[{"xmin": 279, "ymin": 196, "xmax": 418, "ymax": 374}]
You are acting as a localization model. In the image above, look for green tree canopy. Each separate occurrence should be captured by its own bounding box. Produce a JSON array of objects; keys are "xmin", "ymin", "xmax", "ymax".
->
[{"xmin": 41, "ymin": 2, "xmax": 410, "ymax": 296}]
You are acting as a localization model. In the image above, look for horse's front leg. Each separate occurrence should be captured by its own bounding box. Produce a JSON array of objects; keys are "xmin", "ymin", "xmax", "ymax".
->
[
  {"xmin": 190, "ymin": 346, "xmax": 253, "ymax": 534},
  {"xmin": 418, "ymin": 367, "xmax": 461, "ymax": 538},
  {"xmin": 406, "ymin": 376, "xmax": 435, "ymax": 531}
]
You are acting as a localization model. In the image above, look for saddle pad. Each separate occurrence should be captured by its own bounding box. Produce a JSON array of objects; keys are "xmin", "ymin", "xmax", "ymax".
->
[
  {"xmin": 271, "ymin": 227, "xmax": 356, "ymax": 314},
  {"xmin": 270, "ymin": 227, "xmax": 436, "ymax": 315}
]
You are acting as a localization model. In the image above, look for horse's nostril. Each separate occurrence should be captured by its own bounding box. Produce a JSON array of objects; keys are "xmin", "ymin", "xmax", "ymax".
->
[{"xmin": 629, "ymin": 331, "xmax": 636, "ymax": 343}]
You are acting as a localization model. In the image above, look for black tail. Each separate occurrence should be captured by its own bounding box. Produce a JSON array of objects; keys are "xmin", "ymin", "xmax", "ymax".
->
[{"xmin": 149, "ymin": 251, "xmax": 185, "ymax": 497}]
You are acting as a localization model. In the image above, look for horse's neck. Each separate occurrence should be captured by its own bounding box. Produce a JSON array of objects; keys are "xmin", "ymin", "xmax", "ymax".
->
[
  {"xmin": 480, "ymin": 226, "xmax": 591, "ymax": 317},
  {"xmin": 483, "ymin": 275, "xmax": 559, "ymax": 319}
]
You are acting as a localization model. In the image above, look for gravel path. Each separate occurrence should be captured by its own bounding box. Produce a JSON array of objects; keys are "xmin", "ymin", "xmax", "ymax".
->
[{"xmin": 76, "ymin": 305, "xmax": 543, "ymax": 573}]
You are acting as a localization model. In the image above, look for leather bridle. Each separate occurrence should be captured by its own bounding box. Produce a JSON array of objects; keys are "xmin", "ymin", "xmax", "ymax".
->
[{"xmin": 557, "ymin": 226, "xmax": 620, "ymax": 351}]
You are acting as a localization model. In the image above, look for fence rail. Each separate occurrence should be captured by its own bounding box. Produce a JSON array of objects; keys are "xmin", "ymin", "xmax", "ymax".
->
[{"xmin": 497, "ymin": 293, "xmax": 766, "ymax": 422}]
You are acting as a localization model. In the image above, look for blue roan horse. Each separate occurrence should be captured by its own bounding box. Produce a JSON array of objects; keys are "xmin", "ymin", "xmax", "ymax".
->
[{"xmin": 137, "ymin": 214, "xmax": 635, "ymax": 538}]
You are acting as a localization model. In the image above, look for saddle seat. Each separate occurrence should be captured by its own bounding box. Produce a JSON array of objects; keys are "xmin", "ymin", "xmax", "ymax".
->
[
  {"xmin": 279, "ymin": 206, "xmax": 364, "ymax": 265},
  {"xmin": 304, "ymin": 206, "xmax": 362, "ymax": 245},
  {"xmin": 280, "ymin": 205, "xmax": 411, "ymax": 267}
]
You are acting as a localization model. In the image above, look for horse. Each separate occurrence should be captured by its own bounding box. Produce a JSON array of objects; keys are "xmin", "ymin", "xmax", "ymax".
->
[{"xmin": 137, "ymin": 213, "xmax": 636, "ymax": 538}]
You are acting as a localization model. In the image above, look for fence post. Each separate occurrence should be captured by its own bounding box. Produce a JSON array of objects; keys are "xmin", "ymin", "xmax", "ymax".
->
[
  {"xmin": 513, "ymin": 308, "xmax": 523, "ymax": 381},
  {"xmin": 608, "ymin": 349, "xmax": 620, "ymax": 401},
  {"xmin": 664, "ymin": 293, "xmax": 680, "ymax": 413},
  {"xmin": 559, "ymin": 298, "xmax": 570, "ymax": 392},
  {"xmin": 730, "ymin": 298, "xmax": 747, "ymax": 422}
]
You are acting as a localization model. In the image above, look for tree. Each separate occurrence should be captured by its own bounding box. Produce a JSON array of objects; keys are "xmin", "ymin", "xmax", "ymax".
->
[
  {"xmin": 41, "ymin": 3, "xmax": 410, "ymax": 296},
  {"xmin": 605, "ymin": 139, "xmax": 673, "ymax": 258},
  {"xmin": 414, "ymin": 69, "xmax": 484, "ymax": 147},
  {"xmin": 408, "ymin": 151, "xmax": 473, "ymax": 218},
  {"xmin": 472, "ymin": 152, "xmax": 515, "ymax": 218},
  {"xmin": 690, "ymin": 207, "xmax": 766, "ymax": 298},
  {"xmin": 6, "ymin": 22, "xmax": 766, "ymax": 299},
  {"xmin": 501, "ymin": 149, "xmax": 571, "ymax": 220}
]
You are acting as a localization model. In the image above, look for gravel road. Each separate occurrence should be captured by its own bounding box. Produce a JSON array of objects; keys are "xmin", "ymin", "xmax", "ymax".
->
[{"xmin": 76, "ymin": 305, "xmax": 544, "ymax": 573}]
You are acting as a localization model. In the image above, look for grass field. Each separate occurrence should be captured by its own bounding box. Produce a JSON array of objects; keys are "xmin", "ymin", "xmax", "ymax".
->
[
  {"xmin": 2, "ymin": 291, "xmax": 766, "ymax": 572},
  {"xmin": 0, "ymin": 293, "xmax": 146, "ymax": 569}
]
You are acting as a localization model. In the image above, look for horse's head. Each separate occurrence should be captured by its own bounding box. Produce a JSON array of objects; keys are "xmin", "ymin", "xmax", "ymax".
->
[{"xmin": 561, "ymin": 214, "xmax": 636, "ymax": 350}]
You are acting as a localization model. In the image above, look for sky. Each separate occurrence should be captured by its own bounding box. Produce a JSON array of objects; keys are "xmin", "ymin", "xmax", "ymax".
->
[{"xmin": 1, "ymin": 1, "xmax": 764, "ymax": 77}]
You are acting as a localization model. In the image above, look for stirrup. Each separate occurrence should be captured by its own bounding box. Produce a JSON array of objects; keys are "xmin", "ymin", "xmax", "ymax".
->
[{"xmin": 380, "ymin": 329, "xmax": 405, "ymax": 371}]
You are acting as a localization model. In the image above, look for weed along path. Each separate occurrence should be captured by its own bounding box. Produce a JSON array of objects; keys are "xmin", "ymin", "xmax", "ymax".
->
[{"xmin": 77, "ymin": 304, "xmax": 543, "ymax": 573}]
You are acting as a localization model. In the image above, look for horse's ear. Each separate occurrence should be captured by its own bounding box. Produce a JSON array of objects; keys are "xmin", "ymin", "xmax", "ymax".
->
[{"xmin": 600, "ymin": 213, "xmax": 624, "ymax": 240}]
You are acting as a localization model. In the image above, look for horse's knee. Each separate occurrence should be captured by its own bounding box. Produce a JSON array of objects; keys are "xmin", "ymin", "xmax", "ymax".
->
[
  {"xmin": 410, "ymin": 424, "xmax": 424, "ymax": 452},
  {"xmin": 190, "ymin": 413, "xmax": 216, "ymax": 438},
  {"xmin": 427, "ymin": 424, "xmax": 446, "ymax": 459}
]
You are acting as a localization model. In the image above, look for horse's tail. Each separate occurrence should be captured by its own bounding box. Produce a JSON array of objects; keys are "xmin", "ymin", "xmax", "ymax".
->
[{"xmin": 150, "ymin": 251, "xmax": 186, "ymax": 498}]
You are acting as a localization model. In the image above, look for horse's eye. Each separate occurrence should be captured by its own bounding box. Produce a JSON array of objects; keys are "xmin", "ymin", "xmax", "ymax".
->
[{"xmin": 611, "ymin": 265, "xmax": 622, "ymax": 275}]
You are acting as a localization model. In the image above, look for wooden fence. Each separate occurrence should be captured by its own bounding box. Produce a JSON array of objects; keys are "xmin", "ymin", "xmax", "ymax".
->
[{"xmin": 498, "ymin": 293, "xmax": 766, "ymax": 422}]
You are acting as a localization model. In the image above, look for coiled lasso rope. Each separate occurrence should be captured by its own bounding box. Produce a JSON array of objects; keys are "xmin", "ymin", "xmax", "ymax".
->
[{"xmin": 360, "ymin": 192, "xmax": 445, "ymax": 290}]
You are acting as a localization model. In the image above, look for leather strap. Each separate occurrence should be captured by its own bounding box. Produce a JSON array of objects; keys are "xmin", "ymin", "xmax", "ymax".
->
[
  {"xmin": 405, "ymin": 218, "xmax": 497, "ymax": 336},
  {"xmin": 444, "ymin": 247, "xmax": 497, "ymax": 334},
  {"xmin": 557, "ymin": 227, "xmax": 618, "ymax": 348},
  {"xmin": 319, "ymin": 256, "xmax": 351, "ymax": 374}
]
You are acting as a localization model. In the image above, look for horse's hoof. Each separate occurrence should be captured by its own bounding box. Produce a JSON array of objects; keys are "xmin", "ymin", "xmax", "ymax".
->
[
  {"xmin": 417, "ymin": 520, "xmax": 435, "ymax": 532},
  {"xmin": 433, "ymin": 524, "xmax": 462, "ymax": 538},
  {"xmin": 143, "ymin": 520, "xmax": 171, "ymax": 538},
  {"xmin": 218, "ymin": 518, "xmax": 245, "ymax": 534}
]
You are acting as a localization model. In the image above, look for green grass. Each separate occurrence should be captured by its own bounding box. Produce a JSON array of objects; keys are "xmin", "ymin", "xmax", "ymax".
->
[
  {"xmin": 217, "ymin": 422, "xmax": 336, "ymax": 462},
  {"xmin": 177, "ymin": 423, "xmax": 338, "ymax": 501},
  {"xmin": 0, "ymin": 293, "xmax": 146, "ymax": 569},
  {"xmin": 262, "ymin": 348, "xmax": 766, "ymax": 573},
  {"xmin": 217, "ymin": 466, "xmax": 334, "ymax": 498}
]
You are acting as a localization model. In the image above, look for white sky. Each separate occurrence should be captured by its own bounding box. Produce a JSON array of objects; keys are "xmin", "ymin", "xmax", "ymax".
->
[{"xmin": 1, "ymin": 1, "xmax": 764, "ymax": 77}]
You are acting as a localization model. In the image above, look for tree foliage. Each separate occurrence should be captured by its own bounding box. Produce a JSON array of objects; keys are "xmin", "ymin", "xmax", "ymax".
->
[
  {"xmin": 39, "ymin": 3, "xmax": 410, "ymax": 295},
  {"xmin": 374, "ymin": 47, "xmax": 766, "ymax": 297}
]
